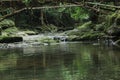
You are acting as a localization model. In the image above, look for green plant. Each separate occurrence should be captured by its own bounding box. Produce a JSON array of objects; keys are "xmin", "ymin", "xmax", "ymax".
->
[{"xmin": 22, "ymin": 0, "xmax": 31, "ymax": 7}]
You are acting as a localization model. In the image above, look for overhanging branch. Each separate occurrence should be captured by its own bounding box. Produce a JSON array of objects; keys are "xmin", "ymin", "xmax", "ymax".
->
[
  {"xmin": 0, "ymin": 2, "xmax": 119, "ymax": 22},
  {"xmin": 86, "ymin": 2, "xmax": 120, "ymax": 9},
  {"xmin": 0, "ymin": 4, "xmax": 84, "ymax": 22}
]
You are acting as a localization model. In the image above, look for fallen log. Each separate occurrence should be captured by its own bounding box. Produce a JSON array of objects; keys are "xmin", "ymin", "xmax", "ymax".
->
[{"xmin": 0, "ymin": 8, "xmax": 26, "ymax": 22}]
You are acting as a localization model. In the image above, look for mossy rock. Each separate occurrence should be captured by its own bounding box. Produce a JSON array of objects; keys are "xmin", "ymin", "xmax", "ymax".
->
[
  {"xmin": 0, "ymin": 19, "xmax": 15, "ymax": 29},
  {"xmin": 39, "ymin": 37, "xmax": 58, "ymax": 44},
  {"xmin": 24, "ymin": 31, "xmax": 37, "ymax": 35},
  {"xmin": 67, "ymin": 35, "xmax": 80, "ymax": 41},
  {"xmin": 2, "ymin": 27, "xmax": 18, "ymax": 36},
  {"xmin": 77, "ymin": 21, "xmax": 92, "ymax": 31},
  {"xmin": 40, "ymin": 24, "xmax": 58, "ymax": 33},
  {"xmin": 0, "ymin": 36, "xmax": 23, "ymax": 43},
  {"xmin": 79, "ymin": 31, "xmax": 105, "ymax": 40}
]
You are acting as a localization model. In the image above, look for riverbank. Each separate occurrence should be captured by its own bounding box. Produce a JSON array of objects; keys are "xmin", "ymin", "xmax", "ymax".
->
[{"xmin": 0, "ymin": 10, "xmax": 120, "ymax": 46}]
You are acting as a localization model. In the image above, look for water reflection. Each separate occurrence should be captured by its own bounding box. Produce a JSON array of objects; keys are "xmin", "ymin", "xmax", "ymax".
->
[{"xmin": 0, "ymin": 42, "xmax": 120, "ymax": 80}]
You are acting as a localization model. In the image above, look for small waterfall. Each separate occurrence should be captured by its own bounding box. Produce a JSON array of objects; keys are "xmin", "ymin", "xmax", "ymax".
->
[
  {"xmin": 53, "ymin": 36, "xmax": 68, "ymax": 43},
  {"xmin": 105, "ymin": 38, "xmax": 116, "ymax": 46},
  {"xmin": 60, "ymin": 37, "xmax": 66, "ymax": 42},
  {"xmin": 0, "ymin": 34, "xmax": 69, "ymax": 49}
]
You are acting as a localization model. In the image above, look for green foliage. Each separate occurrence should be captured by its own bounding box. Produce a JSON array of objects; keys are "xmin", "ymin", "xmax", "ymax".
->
[
  {"xmin": 64, "ymin": 21, "xmax": 106, "ymax": 40},
  {"xmin": 95, "ymin": 22, "xmax": 105, "ymax": 31},
  {"xmin": 37, "ymin": 0, "xmax": 45, "ymax": 3},
  {"xmin": 44, "ymin": 5, "xmax": 89, "ymax": 29},
  {"xmin": 70, "ymin": 7, "xmax": 89, "ymax": 21},
  {"xmin": 80, "ymin": 31, "xmax": 105, "ymax": 39},
  {"xmin": 104, "ymin": 10, "xmax": 120, "ymax": 36},
  {"xmin": 40, "ymin": 24, "xmax": 58, "ymax": 33},
  {"xmin": 106, "ymin": 11, "xmax": 120, "ymax": 28},
  {"xmin": 22, "ymin": 0, "xmax": 31, "ymax": 6}
]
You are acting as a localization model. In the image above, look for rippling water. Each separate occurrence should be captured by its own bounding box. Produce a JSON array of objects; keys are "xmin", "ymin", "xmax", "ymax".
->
[{"xmin": 0, "ymin": 42, "xmax": 120, "ymax": 80}]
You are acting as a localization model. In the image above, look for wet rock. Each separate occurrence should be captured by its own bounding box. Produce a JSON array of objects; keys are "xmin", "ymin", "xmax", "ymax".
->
[
  {"xmin": 24, "ymin": 31, "xmax": 37, "ymax": 35},
  {"xmin": 107, "ymin": 26, "xmax": 120, "ymax": 36},
  {"xmin": 0, "ymin": 36, "xmax": 23, "ymax": 43}
]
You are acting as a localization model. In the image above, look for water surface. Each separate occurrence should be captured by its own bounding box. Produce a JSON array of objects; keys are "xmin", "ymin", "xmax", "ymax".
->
[{"xmin": 0, "ymin": 42, "xmax": 120, "ymax": 80}]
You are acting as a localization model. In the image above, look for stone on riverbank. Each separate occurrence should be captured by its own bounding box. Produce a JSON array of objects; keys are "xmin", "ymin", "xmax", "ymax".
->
[{"xmin": 0, "ymin": 36, "xmax": 23, "ymax": 43}]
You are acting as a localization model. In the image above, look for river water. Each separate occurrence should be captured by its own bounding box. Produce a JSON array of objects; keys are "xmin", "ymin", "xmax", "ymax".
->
[{"xmin": 0, "ymin": 42, "xmax": 120, "ymax": 80}]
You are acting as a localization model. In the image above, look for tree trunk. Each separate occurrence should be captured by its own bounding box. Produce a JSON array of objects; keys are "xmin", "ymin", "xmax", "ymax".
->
[
  {"xmin": 41, "ymin": 9, "xmax": 44, "ymax": 25},
  {"xmin": 114, "ymin": 0, "xmax": 119, "ymax": 6},
  {"xmin": 0, "ymin": 27, "xmax": 2, "ymax": 35}
]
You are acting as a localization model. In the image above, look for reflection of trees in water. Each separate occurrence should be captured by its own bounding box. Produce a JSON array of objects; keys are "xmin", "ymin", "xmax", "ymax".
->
[
  {"xmin": 67, "ymin": 43, "xmax": 120, "ymax": 80},
  {"xmin": 15, "ymin": 48, "xmax": 75, "ymax": 79},
  {"xmin": 0, "ymin": 43, "xmax": 120, "ymax": 80},
  {"xmin": 0, "ymin": 48, "xmax": 22, "ymax": 71},
  {"xmin": 0, "ymin": 48, "xmax": 23, "ymax": 80},
  {"xmin": 91, "ymin": 52, "xmax": 101, "ymax": 68},
  {"xmin": 16, "ymin": 52, "xmax": 75, "ymax": 69},
  {"xmin": 82, "ymin": 45, "xmax": 120, "ymax": 80}
]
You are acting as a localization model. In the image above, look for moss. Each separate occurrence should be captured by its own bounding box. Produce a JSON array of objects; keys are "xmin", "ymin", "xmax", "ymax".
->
[
  {"xmin": 24, "ymin": 30, "xmax": 37, "ymax": 35},
  {"xmin": 95, "ymin": 23, "xmax": 105, "ymax": 31},
  {"xmin": 77, "ymin": 21, "xmax": 92, "ymax": 31},
  {"xmin": 39, "ymin": 37, "xmax": 58, "ymax": 44},
  {"xmin": 0, "ymin": 19, "xmax": 16, "ymax": 36},
  {"xmin": 65, "ymin": 21, "xmax": 99, "ymax": 40},
  {"xmin": 65, "ymin": 27, "xmax": 105, "ymax": 41},
  {"xmin": 63, "ymin": 19, "xmax": 108, "ymax": 41},
  {"xmin": 2, "ymin": 27, "xmax": 18, "ymax": 36},
  {"xmin": 40, "ymin": 24, "xmax": 58, "ymax": 33},
  {"xmin": 0, "ymin": 19, "xmax": 15, "ymax": 29},
  {"xmin": 65, "ymin": 30, "xmax": 81, "ymax": 36},
  {"xmin": 67, "ymin": 35, "xmax": 79, "ymax": 41},
  {"xmin": 80, "ymin": 31, "xmax": 105, "ymax": 40}
]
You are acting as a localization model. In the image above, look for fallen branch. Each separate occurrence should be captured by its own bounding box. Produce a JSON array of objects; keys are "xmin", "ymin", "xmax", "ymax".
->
[
  {"xmin": 0, "ymin": 4, "xmax": 84, "ymax": 22},
  {"xmin": 86, "ymin": 2, "xmax": 120, "ymax": 9},
  {"xmin": 0, "ymin": 8, "xmax": 26, "ymax": 22},
  {"xmin": 74, "ymin": 2, "xmax": 107, "ymax": 14},
  {"xmin": 0, "ymin": 2, "xmax": 118, "ymax": 22}
]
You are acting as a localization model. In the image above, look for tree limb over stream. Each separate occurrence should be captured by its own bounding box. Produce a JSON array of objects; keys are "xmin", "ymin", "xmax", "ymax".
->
[{"xmin": 0, "ymin": 1, "xmax": 120, "ymax": 22}]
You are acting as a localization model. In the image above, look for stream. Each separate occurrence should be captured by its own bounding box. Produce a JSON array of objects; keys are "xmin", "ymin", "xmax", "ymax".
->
[{"xmin": 0, "ymin": 42, "xmax": 120, "ymax": 80}]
